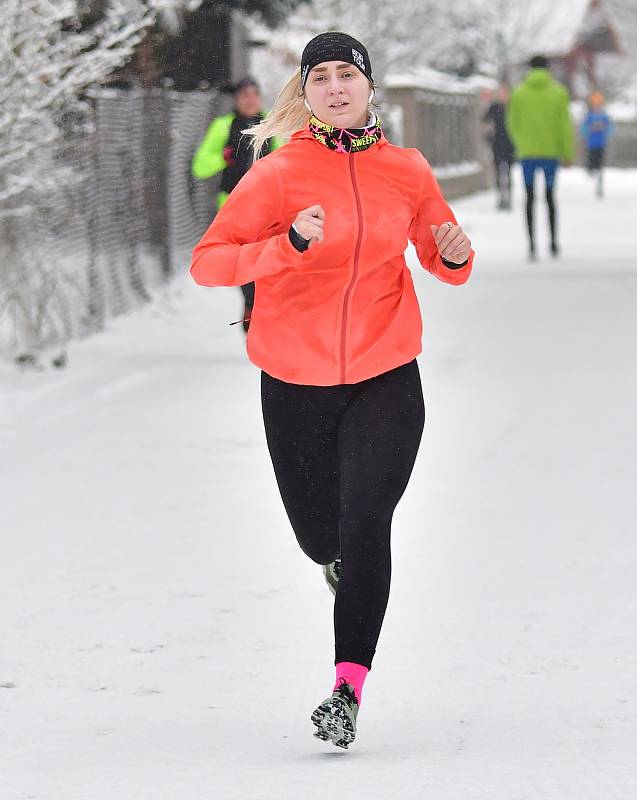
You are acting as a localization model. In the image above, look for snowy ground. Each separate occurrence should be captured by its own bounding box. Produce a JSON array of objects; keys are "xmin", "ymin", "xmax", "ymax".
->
[{"xmin": 2, "ymin": 167, "xmax": 636, "ymax": 799}]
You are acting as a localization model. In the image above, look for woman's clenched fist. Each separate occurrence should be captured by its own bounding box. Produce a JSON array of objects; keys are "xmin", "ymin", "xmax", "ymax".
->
[{"xmin": 293, "ymin": 205, "xmax": 325, "ymax": 247}]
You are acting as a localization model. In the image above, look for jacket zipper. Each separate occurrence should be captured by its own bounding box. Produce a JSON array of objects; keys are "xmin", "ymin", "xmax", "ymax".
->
[{"xmin": 341, "ymin": 153, "xmax": 364, "ymax": 383}]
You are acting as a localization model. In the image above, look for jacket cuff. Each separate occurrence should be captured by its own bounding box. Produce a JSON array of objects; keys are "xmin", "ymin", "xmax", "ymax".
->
[
  {"xmin": 441, "ymin": 255, "xmax": 469, "ymax": 270},
  {"xmin": 288, "ymin": 225, "xmax": 310, "ymax": 253}
]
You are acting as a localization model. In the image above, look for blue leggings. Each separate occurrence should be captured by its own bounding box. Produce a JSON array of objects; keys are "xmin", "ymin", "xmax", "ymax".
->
[
  {"xmin": 521, "ymin": 158, "xmax": 558, "ymax": 188},
  {"xmin": 520, "ymin": 159, "xmax": 559, "ymax": 249}
]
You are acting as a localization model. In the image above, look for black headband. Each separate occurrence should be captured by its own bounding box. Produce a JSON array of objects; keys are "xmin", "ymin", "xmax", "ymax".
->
[{"xmin": 301, "ymin": 32, "xmax": 373, "ymax": 89}]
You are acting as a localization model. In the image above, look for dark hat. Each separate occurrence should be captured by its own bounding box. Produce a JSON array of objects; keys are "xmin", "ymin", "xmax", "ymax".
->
[
  {"xmin": 220, "ymin": 77, "xmax": 260, "ymax": 95},
  {"xmin": 301, "ymin": 32, "xmax": 372, "ymax": 89},
  {"xmin": 234, "ymin": 77, "xmax": 260, "ymax": 94},
  {"xmin": 529, "ymin": 55, "xmax": 548, "ymax": 69}
]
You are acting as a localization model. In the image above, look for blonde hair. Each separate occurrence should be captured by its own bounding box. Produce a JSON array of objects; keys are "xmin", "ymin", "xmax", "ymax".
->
[
  {"xmin": 242, "ymin": 68, "xmax": 378, "ymax": 162},
  {"xmin": 242, "ymin": 69, "xmax": 308, "ymax": 162}
]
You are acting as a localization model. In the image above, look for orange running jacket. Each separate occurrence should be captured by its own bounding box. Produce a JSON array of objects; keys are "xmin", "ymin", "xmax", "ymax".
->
[{"xmin": 190, "ymin": 126, "xmax": 474, "ymax": 385}]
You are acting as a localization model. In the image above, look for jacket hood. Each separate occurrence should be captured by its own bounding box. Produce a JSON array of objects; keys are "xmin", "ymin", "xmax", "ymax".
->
[{"xmin": 525, "ymin": 68, "xmax": 552, "ymax": 88}]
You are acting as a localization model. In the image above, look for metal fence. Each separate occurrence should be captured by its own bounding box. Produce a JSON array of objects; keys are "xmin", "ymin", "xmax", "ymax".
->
[
  {"xmin": 0, "ymin": 88, "xmax": 225, "ymax": 360},
  {"xmin": 605, "ymin": 120, "xmax": 637, "ymax": 167},
  {"xmin": 413, "ymin": 89, "xmax": 481, "ymax": 169},
  {"xmin": 385, "ymin": 84, "xmax": 486, "ymax": 198},
  {"xmin": 572, "ymin": 113, "xmax": 637, "ymax": 167}
]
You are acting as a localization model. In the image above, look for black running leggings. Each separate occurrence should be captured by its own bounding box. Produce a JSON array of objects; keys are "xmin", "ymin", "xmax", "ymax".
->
[
  {"xmin": 525, "ymin": 181, "xmax": 557, "ymax": 249},
  {"xmin": 260, "ymin": 358, "xmax": 426, "ymax": 669}
]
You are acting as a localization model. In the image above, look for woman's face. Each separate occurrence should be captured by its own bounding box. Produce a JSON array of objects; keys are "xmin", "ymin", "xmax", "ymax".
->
[{"xmin": 304, "ymin": 61, "xmax": 370, "ymax": 128}]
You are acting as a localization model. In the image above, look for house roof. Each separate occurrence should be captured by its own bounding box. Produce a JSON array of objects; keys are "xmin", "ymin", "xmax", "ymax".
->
[
  {"xmin": 511, "ymin": 0, "xmax": 623, "ymax": 59},
  {"xmin": 604, "ymin": 0, "xmax": 637, "ymax": 56}
]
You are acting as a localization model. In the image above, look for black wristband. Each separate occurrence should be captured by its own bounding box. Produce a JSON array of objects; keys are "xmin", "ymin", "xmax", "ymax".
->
[
  {"xmin": 288, "ymin": 225, "xmax": 310, "ymax": 253},
  {"xmin": 441, "ymin": 255, "xmax": 469, "ymax": 269}
]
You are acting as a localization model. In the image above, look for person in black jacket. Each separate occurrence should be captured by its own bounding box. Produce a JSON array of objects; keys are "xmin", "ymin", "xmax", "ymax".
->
[{"xmin": 483, "ymin": 84, "xmax": 516, "ymax": 210}]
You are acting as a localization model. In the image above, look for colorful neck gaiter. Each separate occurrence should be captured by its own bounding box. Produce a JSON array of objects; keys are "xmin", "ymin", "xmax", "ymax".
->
[{"xmin": 309, "ymin": 114, "xmax": 382, "ymax": 154}]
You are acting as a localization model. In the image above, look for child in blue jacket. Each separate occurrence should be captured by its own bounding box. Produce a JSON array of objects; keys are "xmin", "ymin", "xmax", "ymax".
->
[{"xmin": 580, "ymin": 91, "xmax": 614, "ymax": 197}]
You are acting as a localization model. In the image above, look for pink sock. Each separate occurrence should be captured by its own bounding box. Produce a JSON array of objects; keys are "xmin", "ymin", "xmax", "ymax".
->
[{"xmin": 333, "ymin": 661, "xmax": 369, "ymax": 704}]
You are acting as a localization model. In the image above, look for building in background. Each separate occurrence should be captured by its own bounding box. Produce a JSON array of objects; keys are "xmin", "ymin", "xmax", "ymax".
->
[{"xmin": 507, "ymin": 0, "xmax": 635, "ymax": 99}]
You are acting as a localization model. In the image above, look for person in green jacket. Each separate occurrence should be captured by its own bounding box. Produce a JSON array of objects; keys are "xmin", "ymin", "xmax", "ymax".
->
[
  {"xmin": 507, "ymin": 55, "xmax": 575, "ymax": 260},
  {"xmin": 192, "ymin": 78, "xmax": 280, "ymax": 332}
]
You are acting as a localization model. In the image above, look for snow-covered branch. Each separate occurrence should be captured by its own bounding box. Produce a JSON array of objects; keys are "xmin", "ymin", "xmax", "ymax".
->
[{"xmin": 0, "ymin": 1, "xmax": 157, "ymax": 220}]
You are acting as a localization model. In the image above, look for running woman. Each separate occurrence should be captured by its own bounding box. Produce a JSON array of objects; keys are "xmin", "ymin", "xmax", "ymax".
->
[{"xmin": 190, "ymin": 32, "xmax": 474, "ymax": 749}]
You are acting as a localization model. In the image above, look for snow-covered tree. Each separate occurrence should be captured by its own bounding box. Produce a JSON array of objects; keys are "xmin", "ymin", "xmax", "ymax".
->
[
  {"xmin": 306, "ymin": 0, "xmax": 564, "ymax": 82},
  {"xmin": 248, "ymin": 0, "xmax": 506, "ymax": 91},
  {"xmin": 263, "ymin": 0, "xmax": 443, "ymax": 86},
  {"xmin": 171, "ymin": 0, "xmax": 307, "ymax": 27},
  {"xmin": 0, "ymin": 1, "xmax": 158, "ymax": 219}
]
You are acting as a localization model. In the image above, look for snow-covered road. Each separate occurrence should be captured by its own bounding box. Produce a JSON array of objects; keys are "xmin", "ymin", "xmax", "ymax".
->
[{"xmin": 2, "ymin": 167, "xmax": 636, "ymax": 799}]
